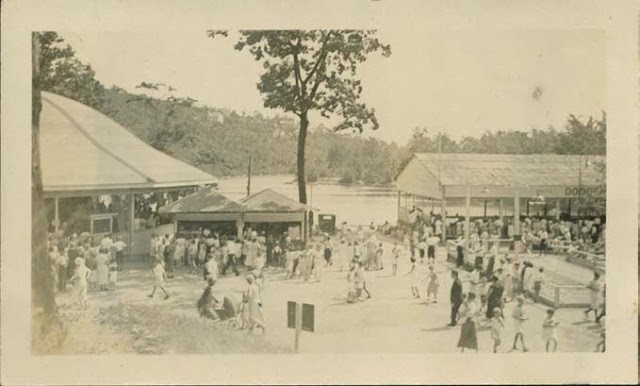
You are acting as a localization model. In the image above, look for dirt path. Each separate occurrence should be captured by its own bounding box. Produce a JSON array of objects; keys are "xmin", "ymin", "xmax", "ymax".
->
[{"xmin": 54, "ymin": 242, "xmax": 602, "ymax": 354}]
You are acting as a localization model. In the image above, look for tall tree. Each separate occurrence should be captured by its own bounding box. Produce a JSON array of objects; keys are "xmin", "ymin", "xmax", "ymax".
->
[
  {"xmin": 32, "ymin": 32, "xmax": 61, "ymax": 350},
  {"xmin": 35, "ymin": 32, "xmax": 106, "ymax": 110},
  {"xmin": 208, "ymin": 30, "xmax": 391, "ymax": 203}
]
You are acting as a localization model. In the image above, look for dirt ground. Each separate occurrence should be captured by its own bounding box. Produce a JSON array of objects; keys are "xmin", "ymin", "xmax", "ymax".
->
[{"xmin": 52, "ymin": 240, "xmax": 603, "ymax": 354}]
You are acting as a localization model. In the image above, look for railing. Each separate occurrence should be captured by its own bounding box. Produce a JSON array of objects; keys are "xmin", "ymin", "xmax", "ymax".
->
[
  {"xmin": 566, "ymin": 250, "xmax": 605, "ymax": 273},
  {"xmin": 445, "ymin": 241, "xmax": 600, "ymax": 308},
  {"xmin": 546, "ymin": 284, "xmax": 593, "ymax": 308}
]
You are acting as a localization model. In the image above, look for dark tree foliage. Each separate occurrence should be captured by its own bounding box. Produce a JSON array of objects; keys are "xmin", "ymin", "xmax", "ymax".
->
[
  {"xmin": 35, "ymin": 32, "xmax": 106, "ymax": 110},
  {"xmin": 208, "ymin": 30, "xmax": 391, "ymax": 203}
]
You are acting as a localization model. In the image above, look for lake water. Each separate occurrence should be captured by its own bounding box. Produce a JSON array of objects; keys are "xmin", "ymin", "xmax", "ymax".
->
[{"xmin": 216, "ymin": 175, "xmax": 504, "ymax": 226}]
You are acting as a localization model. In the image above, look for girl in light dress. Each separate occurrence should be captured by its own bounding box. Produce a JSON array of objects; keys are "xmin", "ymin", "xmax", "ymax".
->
[
  {"xmin": 426, "ymin": 264, "xmax": 439, "ymax": 303},
  {"xmin": 94, "ymin": 248, "xmax": 110, "ymax": 292},
  {"xmin": 406, "ymin": 257, "xmax": 421, "ymax": 299},
  {"xmin": 71, "ymin": 257, "xmax": 91, "ymax": 310},
  {"xmin": 490, "ymin": 307, "xmax": 504, "ymax": 353},
  {"xmin": 542, "ymin": 308, "xmax": 560, "ymax": 352},
  {"xmin": 245, "ymin": 274, "xmax": 266, "ymax": 334},
  {"xmin": 391, "ymin": 242, "xmax": 401, "ymax": 277}
]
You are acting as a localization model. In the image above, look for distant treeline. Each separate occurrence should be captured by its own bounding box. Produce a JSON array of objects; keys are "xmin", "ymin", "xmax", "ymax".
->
[{"xmin": 36, "ymin": 32, "xmax": 607, "ymax": 187}]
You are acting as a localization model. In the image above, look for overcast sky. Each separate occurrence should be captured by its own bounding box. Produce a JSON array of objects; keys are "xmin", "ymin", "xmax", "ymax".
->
[{"xmin": 60, "ymin": 27, "xmax": 605, "ymax": 145}]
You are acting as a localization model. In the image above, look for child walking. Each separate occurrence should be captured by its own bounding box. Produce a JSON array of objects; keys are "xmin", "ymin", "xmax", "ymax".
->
[
  {"xmin": 406, "ymin": 257, "xmax": 421, "ymax": 299},
  {"xmin": 148, "ymin": 260, "xmax": 170, "ymax": 300},
  {"xmin": 426, "ymin": 264, "xmax": 439, "ymax": 303},
  {"xmin": 511, "ymin": 295, "xmax": 529, "ymax": 352},
  {"xmin": 490, "ymin": 307, "xmax": 504, "ymax": 353},
  {"xmin": 391, "ymin": 242, "xmax": 401, "ymax": 276},
  {"xmin": 542, "ymin": 308, "xmax": 560, "ymax": 352}
]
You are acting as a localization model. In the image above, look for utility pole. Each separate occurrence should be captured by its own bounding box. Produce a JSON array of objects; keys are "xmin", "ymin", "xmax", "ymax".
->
[{"xmin": 246, "ymin": 154, "xmax": 252, "ymax": 198}]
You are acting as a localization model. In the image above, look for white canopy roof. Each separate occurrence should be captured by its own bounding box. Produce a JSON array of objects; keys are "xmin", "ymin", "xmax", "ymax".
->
[{"xmin": 39, "ymin": 92, "xmax": 217, "ymax": 196}]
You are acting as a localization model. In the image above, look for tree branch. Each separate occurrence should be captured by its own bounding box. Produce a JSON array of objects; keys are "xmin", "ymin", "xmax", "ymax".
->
[{"xmin": 303, "ymin": 31, "xmax": 332, "ymax": 85}]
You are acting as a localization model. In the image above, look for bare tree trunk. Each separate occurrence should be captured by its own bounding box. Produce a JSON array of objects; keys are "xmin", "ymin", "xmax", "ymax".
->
[
  {"xmin": 32, "ymin": 34, "xmax": 62, "ymax": 354},
  {"xmin": 297, "ymin": 111, "xmax": 309, "ymax": 204}
]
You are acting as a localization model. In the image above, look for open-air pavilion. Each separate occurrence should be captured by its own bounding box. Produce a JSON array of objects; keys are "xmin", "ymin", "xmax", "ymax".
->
[
  {"xmin": 239, "ymin": 188, "xmax": 308, "ymax": 241},
  {"xmin": 157, "ymin": 188, "xmax": 246, "ymax": 237},
  {"xmin": 40, "ymin": 91, "xmax": 217, "ymax": 254},
  {"xmin": 395, "ymin": 153, "xmax": 605, "ymax": 253}
]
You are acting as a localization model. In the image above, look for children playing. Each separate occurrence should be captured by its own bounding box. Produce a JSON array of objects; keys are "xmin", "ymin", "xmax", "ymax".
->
[
  {"xmin": 490, "ymin": 307, "xmax": 504, "ymax": 353},
  {"xmin": 542, "ymin": 308, "xmax": 560, "ymax": 352}
]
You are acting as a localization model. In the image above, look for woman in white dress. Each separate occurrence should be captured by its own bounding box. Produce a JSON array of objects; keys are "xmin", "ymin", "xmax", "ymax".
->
[
  {"xmin": 94, "ymin": 248, "xmax": 110, "ymax": 292},
  {"xmin": 71, "ymin": 257, "xmax": 91, "ymax": 310},
  {"xmin": 245, "ymin": 274, "xmax": 265, "ymax": 333}
]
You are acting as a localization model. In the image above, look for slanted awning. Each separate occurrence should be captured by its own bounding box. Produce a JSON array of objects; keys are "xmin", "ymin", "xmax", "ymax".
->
[
  {"xmin": 239, "ymin": 188, "xmax": 306, "ymax": 223},
  {"xmin": 158, "ymin": 188, "xmax": 245, "ymax": 214},
  {"xmin": 40, "ymin": 92, "xmax": 217, "ymax": 197},
  {"xmin": 239, "ymin": 189, "xmax": 307, "ymax": 213}
]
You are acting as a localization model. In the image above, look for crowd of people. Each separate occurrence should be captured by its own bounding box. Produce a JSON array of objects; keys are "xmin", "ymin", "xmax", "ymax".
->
[
  {"xmin": 404, "ymin": 206, "xmax": 605, "ymax": 258},
  {"xmin": 47, "ymin": 213, "xmax": 605, "ymax": 351},
  {"xmin": 46, "ymin": 231, "xmax": 127, "ymax": 309}
]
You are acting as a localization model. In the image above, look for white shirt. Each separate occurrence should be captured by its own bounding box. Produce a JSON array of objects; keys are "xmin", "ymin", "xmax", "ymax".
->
[
  {"xmin": 205, "ymin": 259, "xmax": 219, "ymax": 280},
  {"xmin": 426, "ymin": 236, "xmax": 440, "ymax": 247},
  {"xmin": 100, "ymin": 237, "xmax": 114, "ymax": 249},
  {"xmin": 115, "ymin": 240, "xmax": 127, "ymax": 252}
]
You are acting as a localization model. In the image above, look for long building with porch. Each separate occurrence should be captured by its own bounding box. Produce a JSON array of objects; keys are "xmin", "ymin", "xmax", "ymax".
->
[{"xmin": 395, "ymin": 153, "xmax": 605, "ymax": 246}]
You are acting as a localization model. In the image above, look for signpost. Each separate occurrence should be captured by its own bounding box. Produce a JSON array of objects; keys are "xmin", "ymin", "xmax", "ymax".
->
[{"xmin": 287, "ymin": 301, "xmax": 315, "ymax": 353}]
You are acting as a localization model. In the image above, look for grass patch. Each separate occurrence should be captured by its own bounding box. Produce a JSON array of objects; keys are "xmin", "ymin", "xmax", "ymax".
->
[{"xmin": 96, "ymin": 302, "xmax": 289, "ymax": 354}]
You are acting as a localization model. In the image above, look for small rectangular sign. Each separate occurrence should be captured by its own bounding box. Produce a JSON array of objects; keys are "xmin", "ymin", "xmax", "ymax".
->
[
  {"xmin": 302, "ymin": 303, "xmax": 314, "ymax": 332},
  {"xmin": 287, "ymin": 301, "xmax": 296, "ymax": 329}
]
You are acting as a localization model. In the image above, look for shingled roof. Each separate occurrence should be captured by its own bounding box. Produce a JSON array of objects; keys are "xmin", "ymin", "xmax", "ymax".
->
[
  {"xmin": 158, "ymin": 188, "xmax": 245, "ymax": 214},
  {"xmin": 411, "ymin": 153, "xmax": 604, "ymax": 187},
  {"xmin": 239, "ymin": 189, "xmax": 307, "ymax": 212}
]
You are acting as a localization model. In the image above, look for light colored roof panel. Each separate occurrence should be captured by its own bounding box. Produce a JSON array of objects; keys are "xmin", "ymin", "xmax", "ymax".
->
[
  {"xmin": 40, "ymin": 92, "xmax": 217, "ymax": 193},
  {"xmin": 414, "ymin": 153, "xmax": 604, "ymax": 187},
  {"xmin": 158, "ymin": 188, "xmax": 245, "ymax": 214},
  {"xmin": 239, "ymin": 189, "xmax": 307, "ymax": 212}
]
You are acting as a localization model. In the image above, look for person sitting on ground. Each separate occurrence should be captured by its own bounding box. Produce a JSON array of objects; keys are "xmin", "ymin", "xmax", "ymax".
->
[{"xmin": 197, "ymin": 278, "xmax": 221, "ymax": 322}]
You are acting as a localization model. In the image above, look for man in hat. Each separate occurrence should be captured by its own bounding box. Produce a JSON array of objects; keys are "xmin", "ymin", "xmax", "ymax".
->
[{"xmin": 448, "ymin": 270, "xmax": 464, "ymax": 327}]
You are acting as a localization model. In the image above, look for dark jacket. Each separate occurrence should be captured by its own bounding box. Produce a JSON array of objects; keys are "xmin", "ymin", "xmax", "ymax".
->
[{"xmin": 450, "ymin": 278, "xmax": 463, "ymax": 304}]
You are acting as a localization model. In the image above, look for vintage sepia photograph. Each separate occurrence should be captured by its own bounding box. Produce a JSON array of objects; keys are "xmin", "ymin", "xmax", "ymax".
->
[
  {"xmin": 2, "ymin": 0, "xmax": 639, "ymax": 384},
  {"xmin": 30, "ymin": 27, "xmax": 607, "ymax": 355}
]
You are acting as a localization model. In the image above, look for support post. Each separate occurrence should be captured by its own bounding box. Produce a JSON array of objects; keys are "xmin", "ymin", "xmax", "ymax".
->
[
  {"xmin": 555, "ymin": 200, "xmax": 561, "ymax": 221},
  {"xmin": 513, "ymin": 190, "xmax": 521, "ymax": 260},
  {"xmin": 294, "ymin": 302, "xmax": 302, "ymax": 353},
  {"xmin": 483, "ymin": 200, "xmax": 487, "ymax": 218},
  {"xmin": 554, "ymin": 286, "xmax": 561, "ymax": 308},
  {"xmin": 441, "ymin": 186, "xmax": 447, "ymax": 244},
  {"xmin": 397, "ymin": 191, "xmax": 401, "ymax": 223},
  {"xmin": 464, "ymin": 184, "xmax": 471, "ymax": 258},
  {"xmin": 236, "ymin": 217, "xmax": 244, "ymax": 240},
  {"xmin": 128, "ymin": 193, "xmax": 135, "ymax": 257},
  {"xmin": 498, "ymin": 199, "xmax": 504, "ymax": 222},
  {"xmin": 54, "ymin": 196, "xmax": 60, "ymax": 233}
]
